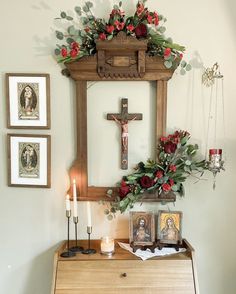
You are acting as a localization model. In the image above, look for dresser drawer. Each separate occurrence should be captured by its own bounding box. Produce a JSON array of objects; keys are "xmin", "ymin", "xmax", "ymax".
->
[{"xmin": 55, "ymin": 259, "xmax": 195, "ymax": 294}]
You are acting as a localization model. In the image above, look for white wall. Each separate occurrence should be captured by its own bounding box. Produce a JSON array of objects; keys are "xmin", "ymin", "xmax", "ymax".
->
[{"xmin": 0, "ymin": 0, "xmax": 236, "ymax": 293}]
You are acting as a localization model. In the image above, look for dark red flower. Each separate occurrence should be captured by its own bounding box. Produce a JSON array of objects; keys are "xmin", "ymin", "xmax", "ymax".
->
[
  {"xmin": 126, "ymin": 24, "xmax": 135, "ymax": 32},
  {"xmin": 119, "ymin": 184, "xmax": 130, "ymax": 198},
  {"xmin": 106, "ymin": 25, "xmax": 115, "ymax": 34},
  {"xmin": 135, "ymin": 23, "xmax": 147, "ymax": 38},
  {"xmin": 99, "ymin": 33, "xmax": 106, "ymax": 40},
  {"xmin": 85, "ymin": 27, "xmax": 90, "ymax": 33},
  {"xmin": 164, "ymin": 142, "xmax": 177, "ymax": 154},
  {"xmin": 70, "ymin": 49, "xmax": 78, "ymax": 58},
  {"xmin": 169, "ymin": 165, "xmax": 177, "ymax": 172},
  {"xmin": 162, "ymin": 183, "xmax": 171, "ymax": 192},
  {"xmin": 164, "ymin": 47, "xmax": 171, "ymax": 58},
  {"xmin": 156, "ymin": 171, "xmax": 163, "ymax": 179},
  {"xmin": 179, "ymin": 53, "xmax": 183, "ymax": 59},
  {"xmin": 61, "ymin": 48, "xmax": 68, "ymax": 57},
  {"xmin": 169, "ymin": 179, "xmax": 174, "ymax": 186},
  {"xmin": 140, "ymin": 176, "xmax": 154, "ymax": 188}
]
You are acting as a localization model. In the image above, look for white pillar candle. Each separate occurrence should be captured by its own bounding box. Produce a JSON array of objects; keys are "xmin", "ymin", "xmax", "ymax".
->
[
  {"xmin": 87, "ymin": 201, "xmax": 92, "ymax": 227},
  {"xmin": 72, "ymin": 179, "xmax": 78, "ymax": 217},
  {"xmin": 101, "ymin": 237, "xmax": 115, "ymax": 254},
  {"xmin": 66, "ymin": 194, "xmax": 71, "ymax": 211}
]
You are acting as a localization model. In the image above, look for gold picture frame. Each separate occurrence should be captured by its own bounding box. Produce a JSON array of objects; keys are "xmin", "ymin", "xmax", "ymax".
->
[{"xmin": 157, "ymin": 210, "xmax": 183, "ymax": 245}]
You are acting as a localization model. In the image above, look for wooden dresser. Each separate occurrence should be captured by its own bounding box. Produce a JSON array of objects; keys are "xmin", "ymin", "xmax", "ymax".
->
[{"xmin": 51, "ymin": 239, "xmax": 199, "ymax": 294}]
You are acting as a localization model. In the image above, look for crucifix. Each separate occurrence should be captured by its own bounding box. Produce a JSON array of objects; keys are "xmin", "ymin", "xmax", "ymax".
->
[{"xmin": 107, "ymin": 98, "xmax": 143, "ymax": 170}]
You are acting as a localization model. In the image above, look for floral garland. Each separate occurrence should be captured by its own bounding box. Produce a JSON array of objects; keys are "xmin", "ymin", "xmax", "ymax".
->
[
  {"xmin": 104, "ymin": 130, "xmax": 207, "ymax": 220},
  {"xmin": 54, "ymin": 0, "xmax": 191, "ymax": 74}
]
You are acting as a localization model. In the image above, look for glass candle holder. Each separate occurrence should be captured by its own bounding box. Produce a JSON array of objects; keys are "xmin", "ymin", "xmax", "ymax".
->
[
  {"xmin": 209, "ymin": 149, "xmax": 222, "ymax": 169},
  {"xmin": 100, "ymin": 237, "xmax": 115, "ymax": 256}
]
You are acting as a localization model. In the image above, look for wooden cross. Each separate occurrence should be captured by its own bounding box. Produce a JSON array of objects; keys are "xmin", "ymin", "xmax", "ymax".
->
[{"xmin": 107, "ymin": 98, "xmax": 143, "ymax": 170}]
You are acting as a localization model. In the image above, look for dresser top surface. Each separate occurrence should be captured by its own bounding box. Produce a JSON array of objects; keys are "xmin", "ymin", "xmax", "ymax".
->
[{"xmin": 56, "ymin": 239, "xmax": 194, "ymax": 261}]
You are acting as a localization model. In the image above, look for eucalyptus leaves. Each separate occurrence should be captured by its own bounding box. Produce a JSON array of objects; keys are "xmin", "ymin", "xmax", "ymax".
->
[{"xmin": 54, "ymin": 0, "xmax": 191, "ymax": 73}]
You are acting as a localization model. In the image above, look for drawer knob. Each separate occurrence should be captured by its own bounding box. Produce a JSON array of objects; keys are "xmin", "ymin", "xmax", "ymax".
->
[{"xmin": 121, "ymin": 273, "xmax": 127, "ymax": 278}]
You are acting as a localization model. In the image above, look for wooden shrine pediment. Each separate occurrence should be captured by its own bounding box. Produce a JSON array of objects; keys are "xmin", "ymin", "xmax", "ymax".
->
[
  {"xmin": 64, "ymin": 34, "xmax": 176, "ymax": 201},
  {"xmin": 96, "ymin": 32, "xmax": 147, "ymax": 78}
]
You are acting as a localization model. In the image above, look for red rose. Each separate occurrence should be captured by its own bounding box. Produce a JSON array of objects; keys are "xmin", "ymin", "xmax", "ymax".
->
[
  {"xmin": 153, "ymin": 12, "xmax": 159, "ymax": 26},
  {"xmin": 147, "ymin": 14, "xmax": 153, "ymax": 24},
  {"xmin": 71, "ymin": 42, "xmax": 79, "ymax": 49},
  {"xmin": 99, "ymin": 33, "xmax": 106, "ymax": 40},
  {"xmin": 119, "ymin": 180, "xmax": 130, "ymax": 198},
  {"xmin": 70, "ymin": 49, "xmax": 78, "ymax": 58},
  {"xmin": 160, "ymin": 136, "xmax": 167, "ymax": 142},
  {"xmin": 156, "ymin": 171, "xmax": 163, "ymax": 179},
  {"xmin": 140, "ymin": 175, "xmax": 154, "ymax": 188},
  {"xmin": 119, "ymin": 185, "xmax": 130, "ymax": 198},
  {"xmin": 126, "ymin": 24, "xmax": 135, "ymax": 32},
  {"xmin": 136, "ymin": 3, "xmax": 145, "ymax": 17},
  {"xmin": 114, "ymin": 21, "xmax": 125, "ymax": 31},
  {"xmin": 61, "ymin": 48, "xmax": 67, "ymax": 57},
  {"xmin": 85, "ymin": 27, "xmax": 90, "ymax": 33},
  {"xmin": 164, "ymin": 48, "xmax": 171, "ymax": 58},
  {"xmin": 169, "ymin": 165, "xmax": 177, "ymax": 172},
  {"xmin": 179, "ymin": 53, "xmax": 183, "ymax": 59},
  {"xmin": 164, "ymin": 142, "xmax": 177, "ymax": 154},
  {"xmin": 169, "ymin": 179, "xmax": 174, "ymax": 186},
  {"xmin": 135, "ymin": 23, "xmax": 147, "ymax": 38},
  {"xmin": 162, "ymin": 183, "xmax": 171, "ymax": 192},
  {"xmin": 106, "ymin": 25, "xmax": 115, "ymax": 34}
]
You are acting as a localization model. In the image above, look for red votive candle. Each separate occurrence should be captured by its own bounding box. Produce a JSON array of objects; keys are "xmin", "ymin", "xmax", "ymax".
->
[{"xmin": 209, "ymin": 149, "xmax": 222, "ymax": 155}]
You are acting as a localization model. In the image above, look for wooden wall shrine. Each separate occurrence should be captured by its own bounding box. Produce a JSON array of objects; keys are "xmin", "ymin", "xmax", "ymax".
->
[{"xmin": 63, "ymin": 32, "xmax": 176, "ymax": 202}]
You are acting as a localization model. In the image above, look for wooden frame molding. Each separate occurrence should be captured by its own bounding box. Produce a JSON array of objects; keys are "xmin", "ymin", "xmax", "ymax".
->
[{"xmin": 64, "ymin": 34, "xmax": 176, "ymax": 201}]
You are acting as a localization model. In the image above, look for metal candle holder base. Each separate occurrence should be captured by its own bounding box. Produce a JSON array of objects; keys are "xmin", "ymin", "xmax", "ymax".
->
[
  {"xmin": 60, "ymin": 210, "xmax": 76, "ymax": 258},
  {"xmin": 69, "ymin": 216, "xmax": 84, "ymax": 253},
  {"xmin": 82, "ymin": 226, "xmax": 96, "ymax": 255}
]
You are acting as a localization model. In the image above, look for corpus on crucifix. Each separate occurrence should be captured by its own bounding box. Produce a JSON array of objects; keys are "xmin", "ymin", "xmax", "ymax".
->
[{"xmin": 107, "ymin": 98, "xmax": 143, "ymax": 170}]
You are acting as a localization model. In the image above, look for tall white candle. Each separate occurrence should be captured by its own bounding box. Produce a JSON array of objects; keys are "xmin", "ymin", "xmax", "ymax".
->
[
  {"xmin": 72, "ymin": 179, "xmax": 78, "ymax": 217},
  {"xmin": 87, "ymin": 201, "xmax": 92, "ymax": 227},
  {"xmin": 66, "ymin": 194, "xmax": 71, "ymax": 211}
]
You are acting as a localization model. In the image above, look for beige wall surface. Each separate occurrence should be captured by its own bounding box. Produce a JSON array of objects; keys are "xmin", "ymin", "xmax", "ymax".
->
[{"xmin": 0, "ymin": 0, "xmax": 236, "ymax": 293}]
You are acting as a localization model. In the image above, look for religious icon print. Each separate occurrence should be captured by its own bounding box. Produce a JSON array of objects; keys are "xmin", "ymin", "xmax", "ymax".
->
[
  {"xmin": 129, "ymin": 211, "xmax": 155, "ymax": 246},
  {"xmin": 19, "ymin": 142, "xmax": 40, "ymax": 178},
  {"xmin": 18, "ymin": 83, "xmax": 39, "ymax": 120},
  {"xmin": 157, "ymin": 211, "xmax": 183, "ymax": 245},
  {"xmin": 6, "ymin": 73, "xmax": 50, "ymax": 128}
]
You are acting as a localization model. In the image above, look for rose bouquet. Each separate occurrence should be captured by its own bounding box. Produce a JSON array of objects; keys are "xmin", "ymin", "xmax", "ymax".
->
[
  {"xmin": 54, "ymin": 0, "xmax": 191, "ymax": 74},
  {"xmin": 104, "ymin": 130, "xmax": 206, "ymax": 219}
]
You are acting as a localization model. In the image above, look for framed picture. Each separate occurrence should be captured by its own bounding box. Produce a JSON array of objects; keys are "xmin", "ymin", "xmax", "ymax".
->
[
  {"xmin": 7, "ymin": 134, "xmax": 51, "ymax": 188},
  {"xmin": 6, "ymin": 73, "xmax": 50, "ymax": 129},
  {"xmin": 157, "ymin": 210, "xmax": 183, "ymax": 245},
  {"xmin": 129, "ymin": 211, "xmax": 155, "ymax": 246}
]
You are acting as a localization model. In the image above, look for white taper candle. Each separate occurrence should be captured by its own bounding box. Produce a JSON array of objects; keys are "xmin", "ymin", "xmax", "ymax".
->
[
  {"xmin": 72, "ymin": 179, "xmax": 78, "ymax": 217},
  {"xmin": 87, "ymin": 201, "xmax": 92, "ymax": 227},
  {"xmin": 66, "ymin": 194, "xmax": 71, "ymax": 211}
]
